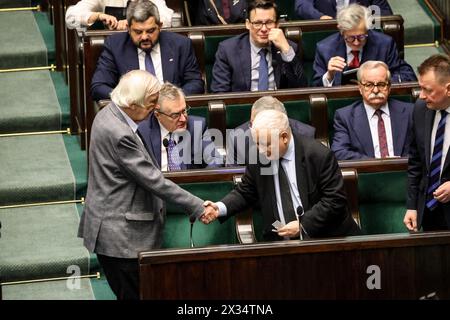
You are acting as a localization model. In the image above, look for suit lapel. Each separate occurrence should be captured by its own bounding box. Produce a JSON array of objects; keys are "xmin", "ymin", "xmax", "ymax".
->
[
  {"xmin": 353, "ymin": 104, "xmax": 375, "ymax": 157},
  {"xmin": 159, "ymin": 33, "xmax": 174, "ymax": 83},
  {"xmin": 271, "ymin": 46, "xmax": 281, "ymax": 88},
  {"xmin": 389, "ymin": 100, "xmax": 406, "ymax": 156},
  {"xmin": 424, "ymin": 109, "xmax": 435, "ymax": 171},
  {"xmin": 124, "ymin": 35, "xmax": 139, "ymax": 71},
  {"xmin": 149, "ymin": 114, "xmax": 163, "ymax": 168},
  {"xmin": 240, "ymin": 35, "xmax": 252, "ymax": 91},
  {"xmin": 335, "ymin": 36, "xmax": 346, "ymax": 85},
  {"xmin": 293, "ymin": 135, "xmax": 309, "ymax": 210}
]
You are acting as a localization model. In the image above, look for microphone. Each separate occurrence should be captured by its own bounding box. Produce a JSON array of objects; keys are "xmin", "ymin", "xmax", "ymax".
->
[
  {"xmin": 162, "ymin": 138, "xmax": 169, "ymax": 148},
  {"xmin": 189, "ymin": 215, "xmax": 196, "ymax": 248},
  {"xmin": 296, "ymin": 206, "xmax": 308, "ymax": 240}
]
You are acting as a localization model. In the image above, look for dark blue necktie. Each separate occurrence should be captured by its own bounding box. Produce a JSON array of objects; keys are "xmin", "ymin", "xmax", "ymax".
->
[
  {"xmin": 145, "ymin": 51, "xmax": 155, "ymax": 76},
  {"xmin": 426, "ymin": 110, "xmax": 447, "ymax": 210},
  {"xmin": 258, "ymin": 48, "xmax": 269, "ymax": 91},
  {"xmin": 167, "ymin": 133, "xmax": 181, "ymax": 171}
]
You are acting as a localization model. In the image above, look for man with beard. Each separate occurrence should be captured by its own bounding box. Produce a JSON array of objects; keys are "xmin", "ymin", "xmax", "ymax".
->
[
  {"xmin": 91, "ymin": 0, "xmax": 204, "ymax": 101},
  {"xmin": 331, "ymin": 60, "xmax": 414, "ymax": 160}
]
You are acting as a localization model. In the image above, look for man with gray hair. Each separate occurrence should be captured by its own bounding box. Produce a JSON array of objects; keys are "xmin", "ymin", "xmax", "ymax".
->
[
  {"xmin": 138, "ymin": 82, "xmax": 222, "ymax": 170},
  {"xmin": 312, "ymin": 3, "xmax": 416, "ymax": 87},
  {"xmin": 91, "ymin": 0, "xmax": 204, "ymax": 101},
  {"xmin": 202, "ymin": 109, "xmax": 360, "ymax": 241},
  {"xmin": 79, "ymin": 70, "xmax": 206, "ymax": 299},
  {"xmin": 227, "ymin": 95, "xmax": 316, "ymax": 165},
  {"xmin": 331, "ymin": 60, "xmax": 414, "ymax": 159}
]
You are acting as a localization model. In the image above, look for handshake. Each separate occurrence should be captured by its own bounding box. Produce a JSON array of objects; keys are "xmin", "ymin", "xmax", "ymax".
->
[{"xmin": 199, "ymin": 201, "xmax": 220, "ymax": 224}]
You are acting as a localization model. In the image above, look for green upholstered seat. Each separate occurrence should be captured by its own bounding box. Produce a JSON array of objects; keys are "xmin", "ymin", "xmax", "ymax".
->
[
  {"xmin": 163, "ymin": 181, "xmax": 238, "ymax": 248},
  {"xmin": 205, "ymin": 35, "xmax": 237, "ymax": 92}
]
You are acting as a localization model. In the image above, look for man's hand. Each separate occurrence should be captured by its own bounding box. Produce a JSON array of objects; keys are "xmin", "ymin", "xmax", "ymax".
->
[
  {"xmin": 277, "ymin": 220, "xmax": 300, "ymax": 238},
  {"xmin": 99, "ymin": 13, "xmax": 118, "ymax": 30},
  {"xmin": 433, "ymin": 181, "xmax": 450, "ymax": 203},
  {"xmin": 116, "ymin": 19, "xmax": 128, "ymax": 31},
  {"xmin": 320, "ymin": 15, "xmax": 333, "ymax": 20},
  {"xmin": 200, "ymin": 201, "xmax": 219, "ymax": 224},
  {"xmin": 403, "ymin": 209, "xmax": 418, "ymax": 232},
  {"xmin": 326, "ymin": 56, "xmax": 346, "ymax": 81},
  {"xmin": 268, "ymin": 28, "xmax": 290, "ymax": 54}
]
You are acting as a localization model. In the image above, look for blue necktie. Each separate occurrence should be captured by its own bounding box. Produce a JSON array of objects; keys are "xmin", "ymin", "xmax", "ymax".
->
[
  {"xmin": 426, "ymin": 110, "xmax": 447, "ymax": 210},
  {"xmin": 167, "ymin": 133, "xmax": 181, "ymax": 171},
  {"xmin": 145, "ymin": 51, "xmax": 155, "ymax": 76},
  {"xmin": 258, "ymin": 48, "xmax": 269, "ymax": 91}
]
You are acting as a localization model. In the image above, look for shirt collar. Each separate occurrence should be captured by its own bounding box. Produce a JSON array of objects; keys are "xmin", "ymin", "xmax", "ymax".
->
[
  {"xmin": 158, "ymin": 118, "xmax": 171, "ymax": 140},
  {"xmin": 249, "ymin": 37, "xmax": 269, "ymax": 56},
  {"xmin": 364, "ymin": 102, "xmax": 390, "ymax": 118},
  {"xmin": 138, "ymin": 42, "xmax": 160, "ymax": 56},
  {"xmin": 115, "ymin": 103, "xmax": 139, "ymax": 133},
  {"xmin": 281, "ymin": 135, "xmax": 295, "ymax": 161}
]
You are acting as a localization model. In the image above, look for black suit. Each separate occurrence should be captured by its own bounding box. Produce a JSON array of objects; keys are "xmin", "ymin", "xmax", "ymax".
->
[
  {"xmin": 407, "ymin": 100, "xmax": 450, "ymax": 229},
  {"xmin": 220, "ymin": 132, "xmax": 360, "ymax": 240}
]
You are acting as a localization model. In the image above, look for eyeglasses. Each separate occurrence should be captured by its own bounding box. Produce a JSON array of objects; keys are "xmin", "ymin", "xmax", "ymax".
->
[
  {"xmin": 249, "ymin": 20, "xmax": 277, "ymax": 30},
  {"xmin": 344, "ymin": 34, "xmax": 368, "ymax": 43},
  {"xmin": 359, "ymin": 82, "xmax": 390, "ymax": 90},
  {"xmin": 157, "ymin": 106, "xmax": 190, "ymax": 120}
]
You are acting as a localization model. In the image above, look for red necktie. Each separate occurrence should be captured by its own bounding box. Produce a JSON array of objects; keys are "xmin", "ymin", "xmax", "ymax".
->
[
  {"xmin": 375, "ymin": 109, "xmax": 389, "ymax": 158},
  {"xmin": 348, "ymin": 50, "xmax": 360, "ymax": 68},
  {"xmin": 222, "ymin": 0, "xmax": 231, "ymax": 20}
]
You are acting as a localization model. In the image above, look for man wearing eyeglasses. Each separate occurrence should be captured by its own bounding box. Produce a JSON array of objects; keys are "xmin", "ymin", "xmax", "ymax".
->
[
  {"xmin": 312, "ymin": 4, "xmax": 416, "ymax": 87},
  {"xmin": 331, "ymin": 60, "xmax": 414, "ymax": 160},
  {"xmin": 210, "ymin": 0, "xmax": 307, "ymax": 93},
  {"xmin": 91, "ymin": 0, "xmax": 204, "ymax": 101},
  {"xmin": 138, "ymin": 82, "xmax": 222, "ymax": 170}
]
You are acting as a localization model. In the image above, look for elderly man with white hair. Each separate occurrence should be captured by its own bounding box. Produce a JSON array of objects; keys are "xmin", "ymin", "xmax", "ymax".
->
[
  {"xmin": 78, "ymin": 70, "xmax": 206, "ymax": 300},
  {"xmin": 202, "ymin": 108, "xmax": 360, "ymax": 241},
  {"xmin": 312, "ymin": 3, "xmax": 416, "ymax": 87}
]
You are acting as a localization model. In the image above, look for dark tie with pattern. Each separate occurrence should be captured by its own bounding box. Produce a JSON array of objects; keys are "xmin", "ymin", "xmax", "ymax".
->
[
  {"xmin": 375, "ymin": 109, "xmax": 389, "ymax": 158},
  {"xmin": 145, "ymin": 51, "xmax": 155, "ymax": 76},
  {"xmin": 258, "ymin": 48, "xmax": 269, "ymax": 91},
  {"xmin": 426, "ymin": 110, "xmax": 448, "ymax": 210},
  {"xmin": 222, "ymin": 0, "xmax": 231, "ymax": 20},
  {"xmin": 167, "ymin": 133, "xmax": 181, "ymax": 171},
  {"xmin": 278, "ymin": 160, "xmax": 297, "ymax": 223},
  {"xmin": 348, "ymin": 50, "xmax": 360, "ymax": 68}
]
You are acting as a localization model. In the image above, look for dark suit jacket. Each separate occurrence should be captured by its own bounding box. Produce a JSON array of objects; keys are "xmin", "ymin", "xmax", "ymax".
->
[
  {"xmin": 295, "ymin": 0, "xmax": 393, "ymax": 19},
  {"xmin": 194, "ymin": 0, "xmax": 248, "ymax": 25},
  {"xmin": 331, "ymin": 98, "xmax": 414, "ymax": 160},
  {"xmin": 312, "ymin": 30, "xmax": 417, "ymax": 86},
  {"xmin": 210, "ymin": 33, "xmax": 307, "ymax": 93},
  {"xmin": 407, "ymin": 100, "xmax": 450, "ymax": 228},
  {"xmin": 227, "ymin": 118, "xmax": 316, "ymax": 165},
  {"xmin": 137, "ymin": 113, "xmax": 222, "ymax": 169},
  {"xmin": 91, "ymin": 31, "xmax": 204, "ymax": 101},
  {"xmin": 220, "ymin": 132, "xmax": 360, "ymax": 241}
]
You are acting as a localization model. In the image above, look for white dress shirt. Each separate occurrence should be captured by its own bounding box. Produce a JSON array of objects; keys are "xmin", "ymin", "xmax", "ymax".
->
[
  {"xmin": 137, "ymin": 44, "xmax": 163, "ymax": 84},
  {"xmin": 364, "ymin": 103, "xmax": 394, "ymax": 158},
  {"xmin": 65, "ymin": 0, "xmax": 174, "ymax": 29},
  {"xmin": 158, "ymin": 120, "xmax": 170, "ymax": 171},
  {"xmin": 322, "ymin": 44, "xmax": 362, "ymax": 87},
  {"xmin": 430, "ymin": 106, "xmax": 450, "ymax": 175}
]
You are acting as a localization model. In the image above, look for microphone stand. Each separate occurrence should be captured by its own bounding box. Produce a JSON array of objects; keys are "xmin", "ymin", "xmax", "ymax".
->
[{"xmin": 189, "ymin": 215, "xmax": 196, "ymax": 248}]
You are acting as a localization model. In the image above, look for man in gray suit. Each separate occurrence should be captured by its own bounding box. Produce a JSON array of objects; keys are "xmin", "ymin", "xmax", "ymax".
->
[
  {"xmin": 78, "ymin": 70, "xmax": 205, "ymax": 300},
  {"xmin": 226, "ymin": 96, "xmax": 316, "ymax": 165}
]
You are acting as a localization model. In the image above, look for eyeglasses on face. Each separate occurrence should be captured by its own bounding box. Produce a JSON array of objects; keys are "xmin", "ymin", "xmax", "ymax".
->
[
  {"xmin": 359, "ymin": 81, "xmax": 390, "ymax": 90},
  {"xmin": 344, "ymin": 34, "xmax": 368, "ymax": 43},
  {"xmin": 157, "ymin": 106, "xmax": 190, "ymax": 120},
  {"xmin": 249, "ymin": 20, "xmax": 277, "ymax": 30}
]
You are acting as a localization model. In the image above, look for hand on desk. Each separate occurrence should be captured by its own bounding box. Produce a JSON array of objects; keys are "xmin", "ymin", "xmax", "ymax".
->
[{"xmin": 201, "ymin": 201, "xmax": 219, "ymax": 224}]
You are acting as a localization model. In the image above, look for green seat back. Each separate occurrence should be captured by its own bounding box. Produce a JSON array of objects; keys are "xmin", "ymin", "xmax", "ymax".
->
[
  {"xmin": 205, "ymin": 35, "xmax": 235, "ymax": 92},
  {"xmin": 163, "ymin": 181, "xmax": 237, "ymax": 248},
  {"xmin": 358, "ymin": 171, "xmax": 408, "ymax": 235},
  {"xmin": 188, "ymin": 106, "xmax": 208, "ymax": 124}
]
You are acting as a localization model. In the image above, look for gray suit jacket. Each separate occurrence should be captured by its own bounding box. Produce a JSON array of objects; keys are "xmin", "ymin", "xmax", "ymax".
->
[{"xmin": 78, "ymin": 103, "xmax": 204, "ymax": 259}]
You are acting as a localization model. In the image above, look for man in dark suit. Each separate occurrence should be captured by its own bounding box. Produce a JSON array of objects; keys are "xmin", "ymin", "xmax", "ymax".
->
[
  {"xmin": 312, "ymin": 4, "xmax": 416, "ymax": 87},
  {"xmin": 332, "ymin": 60, "xmax": 413, "ymax": 160},
  {"xmin": 91, "ymin": 0, "xmax": 204, "ymax": 101},
  {"xmin": 227, "ymin": 96, "xmax": 315, "ymax": 165},
  {"xmin": 295, "ymin": 0, "xmax": 392, "ymax": 20},
  {"xmin": 138, "ymin": 83, "xmax": 222, "ymax": 170},
  {"xmin": 404, "ymin": 54, "xmax": 450, "ymax": 232},
  {"xmin": 210, "ymin": 0, "xmax": 307, "ymax": 93},
  {"xmin": 194, "ymin": 0, "xmax": 248, "ymax": 25},
  {"xmin": 202, "ymin": 108, "xmax": 360, "ymax": 240},
  {"xmin": 79, "ymin": 70, "xmax": 206, "ymax": 300}
]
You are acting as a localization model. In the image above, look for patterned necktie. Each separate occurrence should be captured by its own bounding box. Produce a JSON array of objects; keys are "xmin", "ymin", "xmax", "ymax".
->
[
  {"xmin": 145, "ymin": 51, "xmax": 155, "ymax": 76},
  {"xmin": 426, "ymin": 110, "xmax": 448, "ymax": 210},
  {"xmin": 348, "ymin": 50, "xmax": 360, "ymax": 68},
  {"xmin": 375, "ymin": 109, "xmax": 389, "ymax": 158},
  {"xmin": 258, "ymin": 48, "xmax": 269, "ymax": 91},
  {"xmin": 278, "ymin": 159, "xmax": 297, "ymax": 224},
  {"xmin": 222, "ymin": 0, "xmax": 231, "ymax": 20},
  {"xmin": 167, "ymin": 133, "xmax": 181, "ymax": 171}
]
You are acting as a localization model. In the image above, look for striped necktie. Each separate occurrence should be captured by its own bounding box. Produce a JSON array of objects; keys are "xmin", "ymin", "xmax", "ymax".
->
[{"xmin": 426, "ymin": 110, "xmax": 447, "ymax": 210}]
